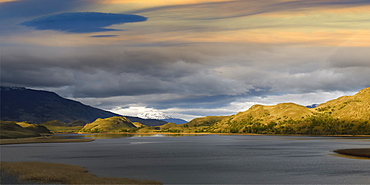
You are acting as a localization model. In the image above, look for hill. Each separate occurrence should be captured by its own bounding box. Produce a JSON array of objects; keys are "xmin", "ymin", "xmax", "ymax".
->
[
  {"xmin": 185, "ymin": 116, "xmax": 227, "ymax": 127},
  {"xmin": 180, "ymin": 87, "xmax": 370, "ymax": 135},
  {"xmin": 0, "ymin": 121, "xmax": 51, "ymax": 139},
  {"xmin": 135, "ymin": 116, "xmax": 227, "ymax": 133},
  {"xmin": 229, "ymin": 103, "xmax": 313, "ymax": 124},
  {"xmin": 15, "ymin": 122, "xmax": 51, "ymax": 134},
  {"xmin": 0, "ymin": 86, "xmax": 166, "ymax": 126},
  {"xmin": 79, "ymin": 116, "xmax": 136, "ymax": 133},
  {"xmin": 314, "ymin": 87, "xmax": 370, "ymax": 121},
  {"xmin": 207, "ymin": 103, "xmax": 314, "ymax": 133}
]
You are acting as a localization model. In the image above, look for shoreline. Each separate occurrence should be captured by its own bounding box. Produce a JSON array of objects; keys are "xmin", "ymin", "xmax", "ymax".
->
[
  {"xmin": 1, "ymin": 132, "xmax": 368, "ymax": 145},
  {"xmin": 79, "ymin": 132, "xmax": 370, "ymax": 137},
  {"xmin": 0, "ymin": 161, "xmax": 161, "ymax": 184}
]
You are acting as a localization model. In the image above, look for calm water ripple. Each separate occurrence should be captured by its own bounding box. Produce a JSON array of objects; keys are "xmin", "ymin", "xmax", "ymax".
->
[{"xmin": 1, "ymin": 134, "xmax": 369, "ymax": 184}]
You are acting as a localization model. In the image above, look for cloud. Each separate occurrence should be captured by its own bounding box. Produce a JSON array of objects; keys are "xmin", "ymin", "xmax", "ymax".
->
[
  {"xmin": 90, "ymin": 35, "xmax": 118, "ymax": 38},
  {"xmin": 0, "ymin": 0, "xmax": 91, "ymax": 35},
  {"xmin": 130, "ymin": 0, "xmax": 370, "ymax": 20},
  {"xmin": 0, "ymin": 0, "xmax": 85, "ymax": 20},
  {"xmin": 20, "ymin": 12, "xmax": 147, "ymax": 33},
  {"xmin": 2, "ymin": 45, "xmax": 370, "ymax": 99},
  {"xmin": 1, "ymin": 0, "xmax": 370, "ymax": 121}
]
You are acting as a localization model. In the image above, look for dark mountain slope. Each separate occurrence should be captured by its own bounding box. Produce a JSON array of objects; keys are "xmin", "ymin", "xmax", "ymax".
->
[
  {"xmin": 0, "ymin": 87, "xmax": 120, "ymax": 123},
  {"xmin": 0, "ymin": 87, "xmax": 166, "ymax": 126}
]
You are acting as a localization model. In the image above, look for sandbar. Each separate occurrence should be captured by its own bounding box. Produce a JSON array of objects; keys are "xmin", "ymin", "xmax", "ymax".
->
[{"xmin": 334, "ymin": 148, "xmax": 370, "ymax": 158}]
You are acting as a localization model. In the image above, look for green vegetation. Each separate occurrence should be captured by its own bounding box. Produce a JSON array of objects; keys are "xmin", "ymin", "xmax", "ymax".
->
[
  {"xmin": 0, "ymin": 120, "xmax": 93, "ymax": 144},
  {"xmin": 41, "ymin": 120, "xmax": 85, "ymax": 133},
  {"xmin": 0, "ymin": 121, "xmax": 53, "ymax": 139},
  {"xmin": 0, "ymin": 161, "xmax": 162, "ymax": 184},
  {"xmin": 43, "ymin": 125, "xmax": 84, "ymax": 133},
  {"xmin": 205, "ymin": 113, "xmax": 369, "ymax": 135},
  {"xmin": 0, "ymin": 121, "xmax": 41, "ymax": 139},
  {"xmin": 315, "ymin": 87, "xmax": 370, "ymax": 121},
  {"xmin": 15, "ymin": 121, "xmax": 51, "ymax": 134}
]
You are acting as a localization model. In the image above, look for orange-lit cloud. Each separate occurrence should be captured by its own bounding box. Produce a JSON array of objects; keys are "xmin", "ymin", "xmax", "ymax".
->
[
  {"xmin": 98, "ymin": 0, "xmax": 231, "ymax": 5},
  {"xmin": 0, "ymin": 0, "xmax": 20, "ymax": 3}
]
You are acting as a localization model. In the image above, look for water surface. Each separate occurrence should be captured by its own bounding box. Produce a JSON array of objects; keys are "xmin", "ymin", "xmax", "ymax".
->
[{"xmin": 1, "ymin": 135, "xmax": 369, "ymax": 184}]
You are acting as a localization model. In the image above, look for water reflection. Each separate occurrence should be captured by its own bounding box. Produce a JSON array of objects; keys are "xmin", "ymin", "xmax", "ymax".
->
[{"xmin": 52, "ymin": 133, "xmax": 204, "ymax": 139}]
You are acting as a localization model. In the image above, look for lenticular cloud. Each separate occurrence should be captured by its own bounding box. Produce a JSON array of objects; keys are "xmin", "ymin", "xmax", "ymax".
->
[{"xmin": 21, "ymin": 12, "xmax": 148, "ymax": 33}]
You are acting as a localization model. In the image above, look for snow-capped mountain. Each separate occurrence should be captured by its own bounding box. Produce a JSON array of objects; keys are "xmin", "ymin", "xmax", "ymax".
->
[
  {"xmin": 137, "ymin": 110, "xmax": 188, "ymax": 124},
  {"xmin": 138, "ymin": 110, "xmax": 172, "ymax": 120}
]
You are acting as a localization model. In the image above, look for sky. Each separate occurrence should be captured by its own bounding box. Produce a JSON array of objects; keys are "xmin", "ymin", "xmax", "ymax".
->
[{"xmin": 1, "ymin": 0, "xmax": 370, "ymax": 121}]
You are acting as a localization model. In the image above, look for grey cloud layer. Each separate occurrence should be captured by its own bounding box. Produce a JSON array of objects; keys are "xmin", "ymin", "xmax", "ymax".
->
[
  {"xmin": 2, "ymin": 45, "xmax": 370, "ymax": 101},
  {"xmin": 1, "ymin": 46, "xmax": 252, "ymax": 97}
]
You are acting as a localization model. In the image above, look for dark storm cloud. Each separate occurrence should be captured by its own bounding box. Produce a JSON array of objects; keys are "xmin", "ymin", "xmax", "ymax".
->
[
  {"xmin": 20, "ymin": 12, "xmax": 147, "ymax": 33},
  {"xmin": 151, "ymin": 95, "xmax": 238, "ymax": 109},
  {"xmin": 0, "ymin": 46, "xmax": 250, "ymax": 98},
  {"xmin": 0, "ymin": 68, "xmax": 74, "ymax": 88},
  {"xmin": 2, "ymin": 45, "xmax": 370, "ymax": 101}
]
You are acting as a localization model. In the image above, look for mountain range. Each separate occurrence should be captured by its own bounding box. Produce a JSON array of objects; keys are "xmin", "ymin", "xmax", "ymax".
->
[
  {"xmin": 0, "ymin": 86, "xmax": 166, "ymax": 126},
  {"xmin": 1, "ymin": 86, "xmax": 369, "ymax": 135}
]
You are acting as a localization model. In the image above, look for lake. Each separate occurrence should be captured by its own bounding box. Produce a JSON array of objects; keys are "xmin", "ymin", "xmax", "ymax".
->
[{"xmin": 1, "ymin": 134, "xmax": 369, "ymax": 184}]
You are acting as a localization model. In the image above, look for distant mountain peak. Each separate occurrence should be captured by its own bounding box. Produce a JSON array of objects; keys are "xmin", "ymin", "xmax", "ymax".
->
[
  {"xmin": 137, "ymin": 110, "xmax": 172, "ymax": 120},
  {"xmin": 306, "ymin": 104, "xmax": 319, "ymax": 108}
]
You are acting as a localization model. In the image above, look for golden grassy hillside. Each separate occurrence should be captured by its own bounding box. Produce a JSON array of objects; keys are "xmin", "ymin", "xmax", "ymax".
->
[
  {"xmin": 193, "ymin": 87, "xmax": 370, "ymax": 135},
  {"xmin": 79, "ymin": 116, "xmax": 135, "ymax": 133},
  {"xmin": 231, "ymin": 103, "xmax": 313, "ymax": 124},
  {"xmin": 185, "ymin": 116, "xmax": 228, "ymax": 127},
  {"xmin": 207, "ymin": 103, "xmax": 313, "ymax": 133},
  {"xmin": 15, "ymin": 121, "xmax": 51, "ymax": 134},
  {"xmin": 314, "ymin": 87, "xmax": 370, "ymax": 121},
  {"xmin": 0, "ymin": 121, "xmax": 40, "ymax": 139}
]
